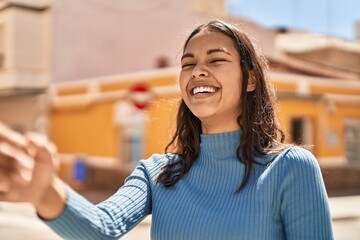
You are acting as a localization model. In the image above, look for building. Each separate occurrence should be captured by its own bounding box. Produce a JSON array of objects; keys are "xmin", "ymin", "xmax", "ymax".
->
[
  {"xmin": 0, "ymin": 0, "xmax": 51, "ymax": 134},
  {"xmin": 0, "ymin": 0, "xmax": 359, "ymax": 191},
  {"xmin": 0, "ymin": 0, "xmax": 275, "ymax": 133}
]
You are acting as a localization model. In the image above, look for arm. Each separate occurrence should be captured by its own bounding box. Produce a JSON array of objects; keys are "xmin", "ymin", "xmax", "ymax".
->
[
  {"xmin": 279, "ymin": 147, "xmax": 334, "ymax": 240},
  {"xmin": 0, "ymin": 122, "xmax": 152, "ymax": 239},
  {"xmin": 43, "ymin": 163, "xmax": 152, "ymax": 240}
]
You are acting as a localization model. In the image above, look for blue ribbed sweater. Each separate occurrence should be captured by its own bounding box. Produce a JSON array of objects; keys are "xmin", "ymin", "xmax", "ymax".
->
[{"xmin": 44, "ymin": 131, "xmax": 333, "ymax": 239}]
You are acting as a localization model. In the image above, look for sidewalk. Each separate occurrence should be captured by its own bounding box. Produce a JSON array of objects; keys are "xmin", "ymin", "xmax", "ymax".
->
[
  {"xmin": 328, "ymin": 195, "xmax": 360, "ymax": 239},
  {"xmin": 329, "ymin": 195, "xmax": 360, "ymax": 220},
  {"xmin": 0, "ymin": 194, "xmax": 359, "ymax": 240}
]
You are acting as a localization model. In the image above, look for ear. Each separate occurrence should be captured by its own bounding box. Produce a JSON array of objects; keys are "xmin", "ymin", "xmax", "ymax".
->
[{"xmin": 247, "ymin": 71, "xmax": 256, "ymax": 92}]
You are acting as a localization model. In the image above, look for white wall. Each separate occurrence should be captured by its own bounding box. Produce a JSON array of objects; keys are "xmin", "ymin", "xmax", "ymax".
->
[
  {"xmin": 0, "ymin": 2, "xmax": 51, "ymax": 89},
  {"xmin": 52, "ymin": 0, "xmax": 206, "ymax": 82},
  {"xmin": 52, "ymin": 0, "xmax": 276, "ymax": 82}
]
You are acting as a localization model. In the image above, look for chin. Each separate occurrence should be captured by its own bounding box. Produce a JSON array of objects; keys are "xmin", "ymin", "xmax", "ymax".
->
[{"xmin": 192, "ymin": 112, "xmax": 216, "ymax": 121}]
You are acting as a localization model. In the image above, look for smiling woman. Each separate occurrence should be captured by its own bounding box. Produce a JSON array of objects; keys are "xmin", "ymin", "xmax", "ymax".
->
[
  {"xmin": 0, "ymin": 20, "xmax": 334, "ymax": 240},
  {"xmin": 179, "ymin": 31, "xmax": 243, "ymax": 133}
]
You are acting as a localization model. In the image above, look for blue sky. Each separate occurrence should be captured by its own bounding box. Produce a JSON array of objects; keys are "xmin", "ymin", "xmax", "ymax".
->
[{"xmin": 226, "ymin": 0, "xmax": 360, "ymax": 40}]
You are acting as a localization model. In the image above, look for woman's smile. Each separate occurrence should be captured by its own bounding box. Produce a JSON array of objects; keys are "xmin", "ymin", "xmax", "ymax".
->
[{"xmin": 192, "ymin": 86, "xmax": 218, "ymax": 95}]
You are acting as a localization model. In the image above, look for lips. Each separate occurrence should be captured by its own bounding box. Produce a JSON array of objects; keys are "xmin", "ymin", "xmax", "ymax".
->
[{"xmin": 191, "ymin": 86, "xmax": 219, "ymax": 95}]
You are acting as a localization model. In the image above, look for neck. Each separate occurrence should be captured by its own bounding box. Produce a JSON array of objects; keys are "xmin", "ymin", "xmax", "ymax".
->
[
  {"xmin": 201, "ymin": 122, "xmax": 240, "ymax": 134},
  {"xmin": 199, "ymin": 130, "xmax": 241, "ymax": 160},
  {"xmin": 199, "ymin": 112, "xmax": 240, "ymax": 134}
]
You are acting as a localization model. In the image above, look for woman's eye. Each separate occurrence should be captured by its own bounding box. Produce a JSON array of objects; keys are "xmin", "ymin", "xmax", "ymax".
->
[
  {"xmin": 181, "ymin": 63, "xmax": 195, "ymax": 68},
  {"xmin": 210, "ymin": 59, "xmax": 226, "ymax": 64}
]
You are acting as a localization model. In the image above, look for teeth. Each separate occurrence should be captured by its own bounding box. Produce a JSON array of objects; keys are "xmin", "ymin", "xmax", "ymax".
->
[{"xmin": 193, "ymin": 86, "xmax": 217, "ymax": 95}]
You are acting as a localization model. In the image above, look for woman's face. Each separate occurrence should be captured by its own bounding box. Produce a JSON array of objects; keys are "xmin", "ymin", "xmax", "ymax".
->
[{"xmin": 179, "ymin": 31, "xmax": 243, "ymax": 133}]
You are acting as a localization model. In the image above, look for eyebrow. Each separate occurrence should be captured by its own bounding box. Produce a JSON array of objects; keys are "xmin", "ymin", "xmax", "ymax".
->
[
  {"xmin": 181, "ymin": 48, "xmax": 231, "ymax": 61},
  {"xmin": 207, "ymin": 48, "xmax": 231, "ymax": 55},
  {"xmin": 181, "ymin": 53, "xmax": 194, "ymax": 61}
]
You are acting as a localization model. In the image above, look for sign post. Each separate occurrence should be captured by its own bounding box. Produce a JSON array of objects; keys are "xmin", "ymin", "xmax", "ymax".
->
[{"xmin": 114, "ymin": 83, "xmax": 153, "ymax": 167}]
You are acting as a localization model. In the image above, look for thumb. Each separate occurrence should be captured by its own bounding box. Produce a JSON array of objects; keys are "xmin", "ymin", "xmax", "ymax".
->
[{"xmin": 25, "ymin": 133, "xmax": 59, "ymax": 170}]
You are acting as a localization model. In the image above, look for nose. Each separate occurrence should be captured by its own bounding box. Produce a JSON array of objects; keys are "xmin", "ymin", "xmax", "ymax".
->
[{"xmin": 191, "ymin": 65, "xmax": 208, "ymax": 79}]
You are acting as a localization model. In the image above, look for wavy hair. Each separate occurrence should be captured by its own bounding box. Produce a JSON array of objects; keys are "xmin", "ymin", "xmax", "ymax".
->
[{"xmin": 157, "ymin": 20, "xmax": 286, "ymax": 191}]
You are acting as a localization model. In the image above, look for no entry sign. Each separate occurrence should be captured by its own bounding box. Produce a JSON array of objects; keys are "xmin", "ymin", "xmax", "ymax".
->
[{"xmin": 129, "ymin": 84, "xmax": 153, "ymax": 110}]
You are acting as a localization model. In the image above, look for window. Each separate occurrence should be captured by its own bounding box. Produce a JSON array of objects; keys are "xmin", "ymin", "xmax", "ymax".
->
[
  {"xmin": 345, "ymin": 119, "xmax": 360, "ymax": 164},
  {"xmin": 290, "ymin": 117, "xmax": 313, "ymax": 145}
]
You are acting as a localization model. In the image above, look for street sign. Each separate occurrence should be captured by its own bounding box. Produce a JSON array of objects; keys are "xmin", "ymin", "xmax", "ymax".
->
[{"xmin": 129, "ymin": 84, "xmax": 153, "ymax": 110}]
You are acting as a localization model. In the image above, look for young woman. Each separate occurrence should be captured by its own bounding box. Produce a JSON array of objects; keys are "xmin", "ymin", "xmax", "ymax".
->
[{"xmin": 0, "ymin": 20, "xmax": 333, "ymax": 239}]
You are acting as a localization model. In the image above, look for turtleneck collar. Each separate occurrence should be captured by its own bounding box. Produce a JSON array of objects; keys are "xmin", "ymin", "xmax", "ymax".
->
[{"xmin": 199, "ymin": 130, "xmax": 241, "ymax": 160}]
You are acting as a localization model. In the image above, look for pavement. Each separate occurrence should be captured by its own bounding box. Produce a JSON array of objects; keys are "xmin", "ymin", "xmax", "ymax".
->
[{"xmin": 0, "ymin": 191, "xmax": 359, "ymax": 240}]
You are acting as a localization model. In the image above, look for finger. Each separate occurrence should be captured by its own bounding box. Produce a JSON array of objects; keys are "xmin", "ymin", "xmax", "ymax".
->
[
  {"xmin": 26, "ymin": 132, "xmax": 48, "ymax": 149},
  {"xmin": 0, "ymin": 168, "xmax": 30, "ymax": 193},
  {"xmin": 0, "ymin": 142, "xmax": 34, "ymax": 171},
  {"xmin": 26, "ymin": 133, "xmax": 58, "ymax": 165},
  {"xmin": 0, "ymin": 143, "xmax": 34, "ymax": 186},
  {"xmin": 0, "ymin": 152, "xmax": 12, "ymax": 170},
  {"xmin": 0, "ymin": 162, "xmax": 32, "ymax": 187},
  {"xmin": 0, "ymin": 189, "xmax": 22, "ymax": 202},
  {"xmin": 0, "ymin": 122, "xmax": 27, "ymax": 149},
  {"xmin": 0, "ymin": 168, "xmax": 11, "ymax": 192},
  {"xmin": 0, "ymin": 123, "xmax": 35, "ymax": 160}
]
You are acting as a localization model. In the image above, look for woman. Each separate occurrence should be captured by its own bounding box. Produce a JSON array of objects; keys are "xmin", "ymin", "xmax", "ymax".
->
[{"xmin": 0, "ymin": 20, "xmax": 333, "ymax": 239}]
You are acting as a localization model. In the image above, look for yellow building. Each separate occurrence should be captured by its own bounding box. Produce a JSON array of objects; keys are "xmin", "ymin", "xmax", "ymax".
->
[{"xmin": 50, "ymin": 67, "xmax": 360, "ymax": 175}]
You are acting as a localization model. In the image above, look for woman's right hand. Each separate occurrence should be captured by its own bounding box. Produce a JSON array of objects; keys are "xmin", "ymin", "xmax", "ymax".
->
[{"xmin": 0, "ymin": 122, "xmax": 66, "ymax": 219}]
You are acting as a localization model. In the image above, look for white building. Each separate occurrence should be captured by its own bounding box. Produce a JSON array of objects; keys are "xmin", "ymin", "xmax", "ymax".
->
[{"xmin": 0, "ymin": 0, "xmax": 277, "ymax": 133}]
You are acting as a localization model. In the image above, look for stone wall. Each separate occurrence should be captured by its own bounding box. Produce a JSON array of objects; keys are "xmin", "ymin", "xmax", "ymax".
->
[{"xmin": 322, "ymin": 166, "xmax": 360, "ymax": 196}]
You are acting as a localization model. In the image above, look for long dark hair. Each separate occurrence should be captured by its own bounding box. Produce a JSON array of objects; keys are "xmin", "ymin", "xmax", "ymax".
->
[{"xmin": 157, "ymin": 20, "xmax": 286, "ymax": 191}]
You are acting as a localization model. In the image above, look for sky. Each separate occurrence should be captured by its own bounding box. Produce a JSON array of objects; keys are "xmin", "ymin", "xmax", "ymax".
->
[{"xmin": 226, "ymin": 0, "xmax": 360, "ymax": 40}]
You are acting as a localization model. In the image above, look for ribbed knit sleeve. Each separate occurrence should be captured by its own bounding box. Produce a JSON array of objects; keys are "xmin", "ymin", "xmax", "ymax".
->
[
  {"xmin": 278, "ymin": 147, "xmax": 333, "ymax": 239},
  {"xmin": 43, "ymin": 158, "xmax": 159, "ymax": 240}
]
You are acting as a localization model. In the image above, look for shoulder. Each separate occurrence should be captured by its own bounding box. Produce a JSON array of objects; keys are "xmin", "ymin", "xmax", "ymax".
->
[
  {"xmin": 271, "ymin": 146, "xmax": 322, "ymax": 178},
  {"xmin": 277, "ymin": 146, "xmax": 318, "ymax": 166},
  {"xmin": 138, "ymin": 153, "xmax": 176, "ymax": 181},
  {"xmin": 141, "ymin": 153, "xmax": 169, "ymax": 166}
]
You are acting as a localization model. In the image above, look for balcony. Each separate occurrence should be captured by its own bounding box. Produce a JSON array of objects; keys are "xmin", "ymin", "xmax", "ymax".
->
[{"xmin": 0, "ymin": 0, "xmax": 51, "ymax": 97}]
